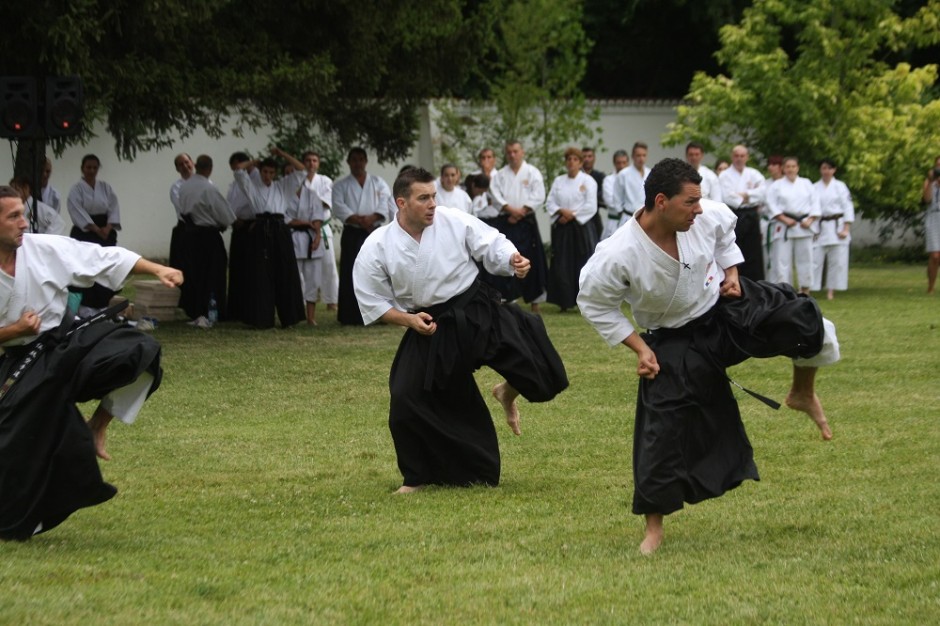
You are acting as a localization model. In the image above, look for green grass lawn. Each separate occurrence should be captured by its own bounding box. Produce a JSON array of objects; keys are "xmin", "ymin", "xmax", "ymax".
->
[{"xmin": 2, "ymin": 264, "xmax": 938, "ymax": 625}]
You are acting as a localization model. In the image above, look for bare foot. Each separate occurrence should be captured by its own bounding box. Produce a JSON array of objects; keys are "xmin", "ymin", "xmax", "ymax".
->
[
  {"xmin": 530, "ymin": 303, "xmax": 541, "ymax": 314},
  {"xmin": 827, "ymin": 290, "xmax": 835, "ymax": 300},
  {"xmin": 86, "ymin": 414, "xmax": 112, "ymax": 461},
  {"xmin": 785, "ymin": 391, "xmax": 833, "ymax": 440},
  {"xmin": 326, "ymin": 304, "xmax": 337, "ymax": 311},
  {"xmin": 492, "ymin": 382, "xmax": 521, "ymax": 435},
  {"xmin": 640, "ymin": 514, "xmax": 664, "ymax": 555},
  {"xmin": 307, "ymin": 320, "xmax": 318, "ymax": 326},
  {"xmin": 395, "ymin": 485, "xmax": 425, "ymax": 494}
]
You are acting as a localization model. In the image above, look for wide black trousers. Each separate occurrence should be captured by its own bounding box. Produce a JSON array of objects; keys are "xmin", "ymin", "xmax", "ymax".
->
[
  {"xmin": 338, "ymin": 227, "xmax": 368, "ymax": 326},
  {"xmin": 487, "ymin": 214, "xmax": 548, "ymax": 304},
  {"xmin": 177, "ymin": 223, "xmax": 228, "ymax": 320},
  {"xmin": 547, "ymin": 218, "xmax": 597, "ymax": 310},
  {"xmin": 0, "ymin": 319, "xmax": 162, "ymax": 540},
  {"xmin": 240, "ymin": 214, "xmax": 304, "ymax": 329},
  {"xmin": 632, "ymin": 278, "xmax": 824, "ymax": 515},
  {"xmin": 388, "ymin": 283, "xmax": 568, "ymax": 487}
]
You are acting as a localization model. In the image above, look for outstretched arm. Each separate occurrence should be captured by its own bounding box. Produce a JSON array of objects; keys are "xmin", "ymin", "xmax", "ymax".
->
[{"xmin": 131, "ymin": 258, "xmax": 183, "ymax": 288}]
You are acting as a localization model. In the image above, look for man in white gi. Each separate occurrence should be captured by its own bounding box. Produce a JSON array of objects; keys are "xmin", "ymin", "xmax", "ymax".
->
[
  {"xmin": 287, "ymin": 151, "xmax": 332, "ymax": 325},
  {"xmin": 233, "ymin": 148, "xmax": 306, "ymax": 328},
  {"xmin": 579, "ymin": 159, "xmax": 838, "ymax": 555},
  {"xmin": 178, "ymin": 155, "xmax": 235, "ymax": 325},
  {"xmin": 719, "ymin": 145, "xmax": 766, "ymax": 281},
  {"xmin": 605, "ymin": 142, "xmax": 649, "ymax": 240},
  {"xmin": 40, "ymin": 157, "xmax": 61, "ymax": 213},
  {"xmin": 812, "ymin": 159, "xmax": 854, "ymax": 300},
  {"xmin": 581, "ymin": 147, "xmax": 607, "ymax": 238},
  {"xmin": 685, "ymin": 141, "xmax": 722, "ymax": 202},
  {"xmin": 489, "ymin": 141, "xmax": 548, "ymax": 311},
  {"xmin": 354, "ymin": 168, "xmax": 568, "ymax": 493},
  {"xmin": 765, "ymin": 157, "xmax": 820, "ymax": 293},
  {"xmin": 602, "ymin": 150, "xmax": 629, "ymax": 212},
  {"xmin": 435, "ymin": 164, "xmax": 472, "ymax": 213},
  {"xmin": 332, "ymin": 147, "xmax": 392, "ymax": 325},
  {"xmin": 168, "ymin": 152, "xmax": 194, "ymax": 271},
  {"xmin": 0, "ymin": 186, "xmax": 183, "ymax": 540},
  {"xmin": 225, "ymin": 152, "xmax": 256, "ymax": 321},
  {"xmin": 9, "ymin": 176, "xmax": 64, "ymax": 235}
]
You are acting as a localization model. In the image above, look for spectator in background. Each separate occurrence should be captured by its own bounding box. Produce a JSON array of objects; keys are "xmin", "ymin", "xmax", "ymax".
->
[
  {"xmin": 168, "ymin": 153, "xmax": 194, "ymax": 271},
  {"xmin": 581, "ymin": 147, "xmax": 607, "ymax": 238},
  {"xmin": 606, "ymin": 142, "xmax": 649, "ymax": 240},
  {"xmin": 923, "ymin": 155, "xmax": 940, "ymax": 293},
  {"xmin": 435, "ymin": 163, "xmax": 472, "ymax": 213},
  {"xmin": 602, "ymin": 150, "xmax": 629, "ymax": 215},
  {"xmin": 719, "ymin": 145, "xmax": 765, "ymax": 281},
  {"xmin": 765, "ymin": 157, "xmax": 819, "ymax": 294},
  {"xmin": 40, "ymin": 157, "xmax": 61, "ymax": 213},
  {"xmin": 685, "ymin": 141, "xmax": 722, "ymax": 201},
  {"xmin": 812, "ymin": 159, "xmax": 855, "ymax": 300},
  {"xmin": 9, "ymin": 176, "xmax": 64, "ymax": 235}
]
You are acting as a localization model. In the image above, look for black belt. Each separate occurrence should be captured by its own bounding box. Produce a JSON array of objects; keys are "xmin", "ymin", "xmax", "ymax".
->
[
  {"xmin": 419, "ymin": 281, "xmax": 482, "ymax": 392},
  {"xmin": 819, "ymin": 213, "xmax": 843, "ymax": 222}
]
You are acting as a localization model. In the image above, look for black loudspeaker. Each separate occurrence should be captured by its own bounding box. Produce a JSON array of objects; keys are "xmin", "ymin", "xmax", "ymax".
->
[
  {"xmin": 0, "ymin": 77, "xmax": 39, "ymax": 139},
  {"xmin": 45, "ymin": 75, "xmax": 83, "ymax": 137}
]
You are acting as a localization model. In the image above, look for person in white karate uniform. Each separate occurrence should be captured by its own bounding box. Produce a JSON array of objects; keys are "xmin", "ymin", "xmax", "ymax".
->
[
  {"xmin": 719, "ymin": 145, "xmax": 766, "ymax": 281},
  {"xmin": 812, "ymin": 159, "xmax": 854, "ymax": 300},
  {"xmin": 605, "ymin": 142, "xmax": 649, "ymax": 240},
  {"xmin": 353, "ymin": 168, "xmax": 567, "ymax": 493},
  {"xmin": 40, "ymin": 157, "xmax": 61, "ymax": 213},
  {"xmin": 9, "ymin": 177, "xmax": 64, "ymax": 235},
  {"xmin": 435, "ymin": 164, "xmax": 472, "ymax": 213},
  {"xmin": 0, "ymin": 186, "xmax": 183, "ymax": 540},
  {"xmin": 488, "ymin": 141, "xmax": 548, "ymax": 311},
  {"xmin": 286, "ymin": 151, "xmax": 333, "ymax": 325},
  {"xmin": 602, "ymin": 149, "xmax": 629, "ymax": 213},
  {"xmin": 545, "ymin": 147, "xmax": 598, "ymax": 311},
  {"xmin": 765, "ymin": 157, "xmax": 820, "ymax": 293},
  {"xmin": 332, "ymin": 147, "xmax": 392, "ymax": 325},
  {"xmin": 578, "ymin": 159, "xmax": 838, "ymax": 555},
  {"xmin": 685, "ymin": 141, "xmax": 722, "ymax": 202}
]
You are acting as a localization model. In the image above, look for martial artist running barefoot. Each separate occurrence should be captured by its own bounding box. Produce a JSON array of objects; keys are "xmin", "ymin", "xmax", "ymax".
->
[
  {"xmin": 0, "ymin": 186, "xmax": 183, "ymax": 540},
  {"xmin": 578, "ymin": 159, "xmax": 840, "ymax": 555},
  {"xmin": 354, "ymin": 168, "xmax": 568, "ymax": 494}
]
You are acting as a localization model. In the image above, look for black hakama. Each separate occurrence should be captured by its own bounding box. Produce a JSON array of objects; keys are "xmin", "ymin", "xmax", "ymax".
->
[
  {"xmin": 732, "ymin": 207, "xmax": 765, "ymax": 281},
  {"xmin": 0, "ymin": 316, "xmax": 162, "ymax": 540},
  {"xmin": 547, "ymin": 219, "xmax": 597, "ymax": 311},
  {"xmin": 240, "ymin": 214, "xmax": 304, "ymax": 329},
  {"xmin": 227, "ymin": 220, "xmax": 252, "ymax": 321},
  {"xmin": 169, "ymin": 219, "xmax": 186, "ymax": 272},
  {"xmin": 632, "ymin": 278, "xmax": 824, "ymax": 515},
  {"xmin": 338, "ymin": 226, "xmax": 369, "ymax": 325},
  {"xmin": 489, "ymin": 213, "xmax": 548, "ymax": 303},
  {"xmin": 388, "ymin": 282, "xmax": 569, "ymax": 487},
  {"xmin": 177, "ymin": 221, "xmax": 228, "ymax": 321},
  {"xmin": 70, "ymin": 215, "xmax": 119, "ymax": 309}
]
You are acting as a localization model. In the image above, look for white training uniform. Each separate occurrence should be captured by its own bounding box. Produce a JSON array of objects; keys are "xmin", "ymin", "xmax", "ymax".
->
[
  {"xmin": 67, "ymin": 179, "xmax": 121, "ymax": 232},
  {"xmin": 300, "ymin": 173, "xmax": 338, "ymax": 304},
  {"xmin": 436, "ymin": 186, "xmax": 473, "ymax": 214},
  {"xmin": 353, "ymin": 207, "xmax": 517, "ymax": 325},
  {"xmin": 719, "ymin": 165, "xmax": 766, "ymax": 211},
  {"xmin": 489, "ymin": 161, "xmax": 546, "ymax": 215},
  {"xmin": 576, "ymin": 200, "xmax": 839, "ymax": 368},
  {"xmin": 546, "ymin": 172, "xmax": 598, "ymax": 225},
  {"xmin": 24, "ymin": 198, "xmax": 65, "ymax": 235},
  {"xmin": 605, "ymin": 165, "xmax": 648, "ymax": 240},
  {"xmin": 42, "ymin": 185, "xmax": 61, "ymax": 213},
  {"xmin": 332, "ymin": 174, "xmax": 392, "ymax": 226},
  {"xmin": 226, "ymin": 169, "xmax": 260, "ymax": 221},
  {"xmin": 696, "ymin": 164, "xmax": 723, "ymax": 202},
  {"xmin": 471, "ymin": 193, "xmax": 498, "ymax": 220},
  {"xmin": 0, "ymin": 234, "xmax": 152, "ymax": 422},
  {"xmin": 286, "ymin": 175, "xmax": 330, "ymax": 302},
  {"xmin": 812, "ymin": 177, "xmax": 854, "ymax": 291},
  {"xmin": 178, "ymin": 175, "xmax": 234, "ymax": 228},
  {"xmin": 601, "ymin": 172, "xmax": 619, "ymax": 210},
  {"xmin": 765, "ymin": 176, "xmax": 820, "ymax": 288},
  {"xmin": 234, "ymin": 169, "xmax": 306, "ymax": 217},
  {"xmin": 169, "ymin": 177, "xmax": 186, "ymax": 221}
]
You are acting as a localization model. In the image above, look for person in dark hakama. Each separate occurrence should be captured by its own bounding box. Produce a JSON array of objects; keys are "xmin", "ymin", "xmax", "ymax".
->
[
  {"xmin": 0, "ymin": 187, "xmax": 183, "ymax": 540},
  {"xmin": 168, "ymin": 153, "xmax": 194, "ymax": 271},
  {"xmin": 66, "ymin": 154, "xmax": 122, "ymax": 312},
  {"xmin": 225, "ymin": 152, "xmax": 255, "ymax": 321},
  {"xmin": 354, "ymin": 168, "xmax": 568, "ymax": 492},
  {"xmin": 546, "ymin": 147, "xmax": 598, "ymax": 311},
  {"xmin": 578, "ymin": 159, "xmax": 840, "ymax": 555}
]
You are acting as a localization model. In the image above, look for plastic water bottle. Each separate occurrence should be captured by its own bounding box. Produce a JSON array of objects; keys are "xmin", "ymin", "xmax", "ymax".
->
[{"xmin": 207, "ymin": 293, "xmax": 218, "ymax": 327}]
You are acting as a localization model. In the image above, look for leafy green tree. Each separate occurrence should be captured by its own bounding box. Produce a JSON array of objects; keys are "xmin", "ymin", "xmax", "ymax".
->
[
  {"xmin": 662, "ymin": 0, "xmax": 940, "ymax": 229},
  {"xmin": 435, "ymin": 0, "xmax": 600, "ymax": 179},
  {"xmin": 1, "ymin": 0, "xmax": 488, "ymax": 178}
]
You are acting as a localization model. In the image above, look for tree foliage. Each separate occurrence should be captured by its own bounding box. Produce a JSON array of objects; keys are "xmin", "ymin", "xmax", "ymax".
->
[
  {"xmin": 434, "ymin": 0, "xmax": 600, "ymax": 179},
  {"xmin": 662, "ymin": 0, "xmax": 940, "ymax": 228},
  {"xmin": 1, "ymin": 0, "xmax": 489, "ymax": 165}
]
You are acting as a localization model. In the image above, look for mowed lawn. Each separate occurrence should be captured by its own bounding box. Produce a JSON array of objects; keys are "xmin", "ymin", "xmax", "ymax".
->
[{"xmin": 2, "ymin": 264, "xmax": 938, "ymax": 625}]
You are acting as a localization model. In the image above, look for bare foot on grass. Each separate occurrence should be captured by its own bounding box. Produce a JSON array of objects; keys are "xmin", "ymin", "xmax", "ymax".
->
[
  {"xmin": 87, "ymin": 412, "xmax": 113, "ymax": 461},
  {"xmin": 492, "ymin": 382, "xmax": 521, "ymax": 435},
  {"xmin": 786, "ymin": 391, "xmax": 832, "ymax": 440},
  {"xmin": 640, "ymin": 514, "xmax": 664, "ymax": 555},
  {"xmin": 395, "ymin": 485, "xmax": 426, "ymax": 494}
]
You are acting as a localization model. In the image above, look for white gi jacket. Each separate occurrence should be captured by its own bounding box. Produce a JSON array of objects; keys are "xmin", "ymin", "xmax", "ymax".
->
[
  {"xmin": 67, "ymin": 179, "xmax": 121, "ymax": 230},
  {"xmin": 489, "ymin": 162, "xmax": 545, "ymax": 213},
  {"xmin": 546, "ymin": 172, "xmax": 598, "ymax": 225},
  {"xmin": 24, "ymin": 198, "xmax": 65, "ymax": 235},
  {"xmin": 353, "ymin": 207, "xmax": 518, "ymax": 325},
  {"xmin": 332, "ymin": 174, "xmax": 392, "ymax": 226},
  {"xmin": 286, "ymin": 175, "xmax": 332, "ymax": 260},
  {"xmin": 612, "ymin": 166, "xmax": 649, "ymax": 218},
  {"xmin": 697, "ymin": 165, "xmax": 723, "ymax": 202},
  {"xmin": 813, "ymin": 178, "xmax": 854, "ymax": 246},
  {"xmin": 234, "ymin": 169, "xmax": 305, "ymax": 217},
  {"xmin": 436, "ymin": 187, "xmax": 473, "ymax": 214},
  {"xmin": 766, "ymin": 177, "xmax": 820, "ymax": 241},
  {"xmin": 178, "ymin": 175, "xmax": 235, "ymax": 228},
  {"xmin": 719, "ymin": 166, "xmax": 765, "ymax": 209},
  {"xmin": 578, "ymin": 199, "xmax": 743, "ymax": 346}
]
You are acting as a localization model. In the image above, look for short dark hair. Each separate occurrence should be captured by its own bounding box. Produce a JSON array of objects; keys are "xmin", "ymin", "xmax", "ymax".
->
[
  {"xmin": 8, "ymin": 175, "xmax": 30, "ymax": 193},
  {"xmin": 685, "ymin": 141, "xmax": 705, "ymax": 153},
  {"xmin": 644, "ymin": 158, "xmax": 702, "ymax": 209},
  {"xmin": 229, "ymin": 151, "xmax": 251, "ymax": 167},
  {"xmin": 81, "ymin": 154, "xmax": 100, "ymax": 168},
  {"xmin": 819, "ymin": 158, "xmax": 837, "ymax": 169},
  {"xmin": 347, "ymin": 147, "xmax": 367, "ymax": 161},
  {"xmin": 301, "ymin": 151, "xmax": 320, "ymax": 161},
  {"xmin": 632, "ymin": 141, "xmax": 648, "ymax": 154},
  {"xmin": 466, "ymin": 173, "xmax": 490, "ymax": 191},
  {"xmin": 613, "ymin": 149, "xmax": 628, "ymax": 160},
  {"xmin": 440, "ymin": 163, "xmax": 458, "ymax": 177},
  {"xmin": 195, "ymin": 155, "xmax": 213, "ymax": 174},
  {"xmin": 767, "ymin": 155, "xmax": 784, "ymax": 166},
  {"xmin": 581, "ymin": 147, "xmax": 595, "ymax": 154},
  {"xmin": 0, "ymin": 185, "xmax": 22, "ymax": 201},
  {"xmin": 259, "ymin": 158, "xmax": 278, "ymax": 171},
  {"xmin": 393, "ymin": 167, "xmax": 436, "ymax": 200}
]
